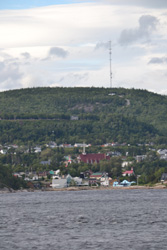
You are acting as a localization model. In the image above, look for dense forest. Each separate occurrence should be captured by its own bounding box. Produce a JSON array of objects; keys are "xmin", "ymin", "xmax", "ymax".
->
[
  {"xmin": 0, "ymin": 87, "xmax": 166, "ymax": 145},
  {"xmin": 0, "ymin": 165, "xmax": 27, "ymax": 190}
]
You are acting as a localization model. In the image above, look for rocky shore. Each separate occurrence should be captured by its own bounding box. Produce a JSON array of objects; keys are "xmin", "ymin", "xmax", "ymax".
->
[{"xmin": 0, "ymin": 183, "xmax": 167, "ymax": 194}]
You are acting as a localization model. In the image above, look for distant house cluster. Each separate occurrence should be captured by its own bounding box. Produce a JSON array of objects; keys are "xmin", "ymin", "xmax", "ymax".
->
[{"xmin": 157, "ymin": 149, "xmax": 167, "ymax": 160}]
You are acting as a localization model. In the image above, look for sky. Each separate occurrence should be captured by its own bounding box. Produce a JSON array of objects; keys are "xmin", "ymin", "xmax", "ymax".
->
[{"xmin": 0, "ymin": 0, "xmax": 167, "ymax": 94}]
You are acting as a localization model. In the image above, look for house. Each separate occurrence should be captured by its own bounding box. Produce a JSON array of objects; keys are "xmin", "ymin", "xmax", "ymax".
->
[
  {"xmin": 108, "ymin": 151, "xmax": 122, "ymax": 157},
  {"xmin": 24, "ymin": 177, "xmax": 31, "ymax": 181},
  {"xmin": 102, "ymin": 142, "xmax": 120, "ymax": 147},
  {"xmin": 135, "ymin": 155, "xmax": 147, "ymax": 162},
  {"xmin": 73, "ymin": 177, "xmax": 83, "ymax": 186},
  {"xmin": 10, "ymin": 144, "xmax": 18, "ymax": 149},
  {"xmin": 64, "ymin": 155, "xmax": 72, "ymax": 166},
  {"xmin": 63, "ymin": 144, "xmax": 73, "ymax": 148},
  {"xmin": 89, "ymin": 172, "xmax": 109, "ymax": 186},
  {"xmin": 113, "ymin": 181, "xmax": 121, "ymax": 187},
  {"xmin": 59, "ymin": 144, "xmax": 73, "ymax": 148},
  {"xmin": 157, "ymin": 149, "xmax": 167, "ymax": 160},
  {"xmin": 71, "ymin": 116, "xmax": 79, "ymax": 120},
  {"xmin": 89, "ymin": 172, "xmax": 103, "ymax": 186},
  {"xmin": 122, "ymin": 161, "xmax": 133, "ymax": 168},
  {"xmin": 49, "ymin": 170, "xmax": 54, "ymax": 175},
  {"xmin": 40, "ymin": 160, "xmax": 51, "ymax": 165},
  {"xmin": 51, "ymin": 174, "xmax": 72, "ymax": 188},
  {"xmin": 157, "ymin": 149, "xmax": 167, "ymax": 155},
  {"xmin": 74, "ymin": 143, "xmax": 88, "ymax": 148},
  {"xmin": 78, "ymin": 153, "xmax": 110, "ymax": 164},
  {"xmin": 38, "ymin": 171, "xmax": 48, "ymax": 178},
  {"xmin": 32, "ymin": 175, "xmax": 39, "ymax": 181},
  {"xmin": 161, "ymin": 173, "xmax": 167, "ymax": 182},
  {"xmin": 160, "ymin": 155, "xmax": 167, "ymax": 160},
  {"xmin": 100, "ymin": 176, "xmax": 109, "ymax": 186},
  {"xmin": 13, "ymin": 173, "xmax": 22, "ymax": 178},
  {"xmin": 46, "ymin": 141, "xmax": 57, "ymax": 148},
  {"xmin": 111, "ymin": 142, "xmax": 119, "ymax": 147},
  {"xmin": 80, "ymin": 170, "xmax": 93, "ymax": 179},
  {"xmin": 34, "ymin": 146, "xmax": 41, "ymax": 153},
  {"xmin": 89, "ymin": 178, "xmax": 98, "ymax": 186},
  {"xmin": 0, "ymin": 149, "xmax": 8, "ymax": 154},
  {"xmin": 120, "ymin": 180, "xmax": 132, "ymax": 186},
  {"xmin": 122, "ymin": 167, "xmax": 134, "ymax": 177},
  {"xmin": 51, "ymin": 175, "xmax": 67, "ymax": 188},
  {"xmin": 113, "ymin": 180, "xmax": 132, "ymax": 187},
  {"xmin": 89, "ymin": 172, "xmax": 104, "ymax": 180}
]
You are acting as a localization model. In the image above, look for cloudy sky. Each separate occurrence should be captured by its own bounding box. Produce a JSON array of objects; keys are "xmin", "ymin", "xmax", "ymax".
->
[{"xmin": 0, "ymin": 0, "xmax": 167, "ymax": 94}]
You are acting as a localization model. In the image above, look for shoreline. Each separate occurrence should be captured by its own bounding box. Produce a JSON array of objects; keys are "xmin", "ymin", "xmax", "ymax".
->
[{"xmin": 0, "ymin": 184, "xmax": 167, "ymax": 194}]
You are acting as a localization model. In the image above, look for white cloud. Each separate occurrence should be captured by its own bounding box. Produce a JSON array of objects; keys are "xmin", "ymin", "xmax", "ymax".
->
[
  {"xmin": 148, "ymin": 56, "xmax": 167, "ymax": 64},
  {"xmin": 118, "ymin": 15, "xmax": 159, "ymax": 45},
  {"xmin": 100, "ymin": 0, "xmax": 167, "ymax": 8},
  {"xmin": 0, "ymin": 54, "xmax": 24, "ymax": 91},
  {"xmin": 46, "ymin": 47, "xmax": 69, "ymax": 60},
  {"xmin": 21, "ymin": 52, "xmax": 31, "ymax": 59}
]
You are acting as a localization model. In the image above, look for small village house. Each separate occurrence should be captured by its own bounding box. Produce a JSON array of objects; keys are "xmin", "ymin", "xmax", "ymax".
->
[
  {"xmin": 122, "ymin": 167, "xmax": 134, "ymax": 177},
  {"xmin": 89, "ymin": 172, "xmax": 109, "ymax": 186},
  {"xmin": 161, "ymin": 173, "xmax": 167, "ymax": 183}
]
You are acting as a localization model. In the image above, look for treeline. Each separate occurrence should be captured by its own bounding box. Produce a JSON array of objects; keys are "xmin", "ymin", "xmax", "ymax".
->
[
  {"xmin": 134, "ymin": 153, "xmax": 167, "ymax": 184},
  {"xmin": 0, "ymin": 113, "xmax": 99, "ymax": 121},
  {"xmin": 0, "ymin": 113, "xmax": 70, "ymax": 120},
  {"xmin": 0, "ymin": 114, "xmax": 161, "ymax": 145},
  {"xmin": 0, "ymin": 165, "xmax": 27, "ymax": 190}
]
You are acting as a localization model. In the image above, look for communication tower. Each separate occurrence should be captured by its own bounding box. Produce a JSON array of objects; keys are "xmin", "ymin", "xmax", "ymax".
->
[{"xmin": 109, "ymin": 40, "xmax": 112, "ymax": 89}]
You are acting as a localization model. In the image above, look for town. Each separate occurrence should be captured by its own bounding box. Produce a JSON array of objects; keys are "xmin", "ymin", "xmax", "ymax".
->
[{"xmin": 1, "ymin": 140, "xmax": 167, "ymax": 190}]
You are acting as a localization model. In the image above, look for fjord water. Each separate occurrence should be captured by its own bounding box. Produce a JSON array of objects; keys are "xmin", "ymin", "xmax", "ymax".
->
[{"xmin": 1, "ymin": 189, "xmax": 167, "ymax": 250}]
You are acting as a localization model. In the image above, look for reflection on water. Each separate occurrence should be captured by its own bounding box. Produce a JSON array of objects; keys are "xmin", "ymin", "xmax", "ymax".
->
[{"xmin": 1, "ymin": 189, "xmax": 167, "ymax": 250}]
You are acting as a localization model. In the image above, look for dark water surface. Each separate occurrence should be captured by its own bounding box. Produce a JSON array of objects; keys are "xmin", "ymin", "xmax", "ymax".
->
[{"xmin": 1, "ymin": 189, "xmax": 167, "ymax": 250}]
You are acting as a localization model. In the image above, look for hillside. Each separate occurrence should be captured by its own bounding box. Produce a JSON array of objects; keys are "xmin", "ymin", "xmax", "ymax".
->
[{"xmin": 0, "ymin": 87, "xmax": 167, "ymax": 145}]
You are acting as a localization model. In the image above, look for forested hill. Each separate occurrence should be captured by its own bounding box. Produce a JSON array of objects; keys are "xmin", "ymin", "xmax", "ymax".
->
[{"xmin": 0, "ymin": 87, "xmax": 167, "ymax": 145}]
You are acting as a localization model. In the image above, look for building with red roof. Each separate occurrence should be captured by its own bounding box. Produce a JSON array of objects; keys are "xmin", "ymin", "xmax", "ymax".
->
[
  {"xmin": 78, "ymin": 153, "xmax": 110, "ymax": 164},
  {"xmin": 122, "ymin": 167, "xmax": 134, "ymax": 177}
]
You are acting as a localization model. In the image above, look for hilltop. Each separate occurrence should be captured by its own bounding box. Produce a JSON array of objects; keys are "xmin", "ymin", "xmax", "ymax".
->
[{"xmin": 0, "ymin": 87, "xmax": 167, "ymax": 145}]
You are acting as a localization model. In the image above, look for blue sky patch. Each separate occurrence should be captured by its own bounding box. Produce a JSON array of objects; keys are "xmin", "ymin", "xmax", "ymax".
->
[{"xmin": 0, "ymin": 0, "xmax": 82, "ymax": 10}]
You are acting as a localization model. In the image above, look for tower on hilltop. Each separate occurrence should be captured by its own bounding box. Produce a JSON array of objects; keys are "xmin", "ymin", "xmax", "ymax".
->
[{"xmin": 109, "ymin": 40, "xmax": 112, "ymax": 89}]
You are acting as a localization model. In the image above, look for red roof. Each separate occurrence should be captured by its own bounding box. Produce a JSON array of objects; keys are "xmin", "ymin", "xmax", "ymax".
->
[
  {"xmin": 90, "ymin": 172, "xmax": 103, "ymax": 178},
  {"xmin": 123, "ymin": 167, "xmax": 134, "ymax": 175},
  {"xmin": 123, "ymin": 170, "xmax": 133, "ymax": 175},
  {"xmin": 79, "ymin": 153, "xmax": 110, "ymax": 164}
]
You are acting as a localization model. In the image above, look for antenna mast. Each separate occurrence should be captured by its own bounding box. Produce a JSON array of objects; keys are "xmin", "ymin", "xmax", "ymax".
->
[{"xmin": 109, "ymin": 41, "xmax": 112, "ymax": 89}]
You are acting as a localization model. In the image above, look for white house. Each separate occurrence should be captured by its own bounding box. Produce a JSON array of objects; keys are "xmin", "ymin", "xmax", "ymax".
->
[
  {"xmin": 0, "ymin": 149, "xmax": 7, "ymax": 154},
  {"xmin": 100, "ymin": 176, "xmax": 109, "ymax": 186},
  {"xmin": 122, "ymin": 161, "xmax": 133, "ymax": 168},
  {"xmin": 157, "ymin": 149, "xmax": 167, "ymax": 160},
  {"xmin": 34, "ymin": 146, "xmax": 41, "ymax": 153}
]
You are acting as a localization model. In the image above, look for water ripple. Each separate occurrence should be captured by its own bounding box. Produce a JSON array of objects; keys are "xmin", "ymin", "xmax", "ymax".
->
[{"xmin": 1, "ymin": 189, "xmax": 167, "ymax": 249}]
